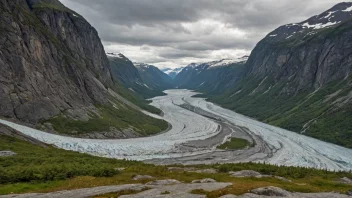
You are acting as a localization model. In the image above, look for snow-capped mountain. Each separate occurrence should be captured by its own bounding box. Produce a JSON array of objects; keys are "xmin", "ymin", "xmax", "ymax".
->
[
  {"xmin": 173, "ymin": 56, "xmax": 248, "ymax": 93},
  {"xmin": 161, "ymin": 67, "xmax": 185, "ymax": 78},
  {"xmin": 182, "ymin": 56, "xmax": 248, "ymax": 72},
  {"xmin": 211, "ymin": 2, "xmax": 352, "ymax": 148},
  {"xmin": 266, "ymin": 2, "xmax": 352, "ymax": 41}
]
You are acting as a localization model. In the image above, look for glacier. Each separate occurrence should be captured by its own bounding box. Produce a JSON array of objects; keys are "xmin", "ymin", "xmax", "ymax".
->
[{"xmin": 1, "ymin": 89, "xmax": 352, "ymax": 171}]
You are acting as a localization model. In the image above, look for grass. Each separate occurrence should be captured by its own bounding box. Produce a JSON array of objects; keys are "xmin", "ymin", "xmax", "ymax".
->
[
  {"xmin": 217, "ymin": 138, "xmax": 251, "ymax": 150},
  {"xmin": 0, "ymin": 135, "xmax": 140, "ymax": 186}
]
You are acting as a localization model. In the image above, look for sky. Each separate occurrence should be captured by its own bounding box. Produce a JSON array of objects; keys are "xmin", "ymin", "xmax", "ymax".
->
[{"xmin": 61, "ymin": 0, "xmax": 344, "ymax": 69}]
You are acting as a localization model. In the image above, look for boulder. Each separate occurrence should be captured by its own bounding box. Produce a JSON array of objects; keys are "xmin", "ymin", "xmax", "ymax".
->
[
  {"xmin": 146, "ymin": 179, "xmax": 182, "ymax": 185},
  {"xmin": 274, "ymin": 176, "xmax": 292, "ymax": 182},
  {"xmin": 338, "ymin": 177, "xmax": 352, "ymax": 185},
  {"xmin": 250, "ymin": 186, "xmax": 291, "ymax": 197},
  {"xmin": 0, "ymin": 151, "xmax": 16, "ymax": 157},
  {"xmin": 189, "ymin": 168, "xmax": 218, "ymax": 174},
  {"xmin": 229, "ymin": 170, "xmax": 261, "ymax": 177},
  {"xmin": 191, "ymin": 178, "xmax": 217, "ymax": 183},
  {"xmin": 114, "ymin": 167, "xmax": 126, "ymax": 171},
  {"xmin": 347, "ymin": 190, "xmax": 352, "ymax": 196}
]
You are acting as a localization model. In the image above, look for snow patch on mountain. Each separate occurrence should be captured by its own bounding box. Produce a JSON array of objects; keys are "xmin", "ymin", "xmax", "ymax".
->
[
  {"xmin": 162, "ymin": 67, "xmax": 184, "ymax": 76},
  {"xmin": 134, "ymin": 62, "xmax": 151, "ymax": 68},
  {"xmin": 106, "ymin": 52, "xmax": 125, "ymax": 59},
  {"xmin": 342, "ymin": 5, "xmax": 352, "ymax": 12},
  {"xmin": 302, "ymin": 21, "xmax": 340, "ymax": 29},
  {"xmin": 208, "ymin": 56, "xmax": 248, "ymax": 68}
]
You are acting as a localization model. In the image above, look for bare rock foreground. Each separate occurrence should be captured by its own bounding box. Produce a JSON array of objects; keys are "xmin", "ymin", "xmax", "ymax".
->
[{"xmin": 1, "ymin": 181, "xmax": 350, "ymax": 198}]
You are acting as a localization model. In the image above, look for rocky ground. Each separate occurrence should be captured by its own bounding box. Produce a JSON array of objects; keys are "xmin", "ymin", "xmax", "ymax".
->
[
  {"xmin": 1, "ymin": 167, "xmax": 351, "ymax": 198},
  {"xmin": 1, "ymin": 180, "xmax": 350, "ymax": 198}
]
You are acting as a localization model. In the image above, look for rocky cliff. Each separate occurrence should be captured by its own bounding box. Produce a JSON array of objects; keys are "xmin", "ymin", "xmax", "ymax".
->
[
  {"xmin": 211, "ymin": 2, "xmax": 352, "ymax": 148},
  {"xmin": 0, "ymin": 0, "xmax": 113, "ymax": 123},
  {"xmin": 0, "ymin": 0, "xmax": 167, "ymax": 137}
]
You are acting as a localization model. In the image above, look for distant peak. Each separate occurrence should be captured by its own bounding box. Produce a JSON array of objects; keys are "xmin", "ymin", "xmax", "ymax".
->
[
  {"xmin": 106, "ymin": 52, "xmax": 125, "ymax": 59},
  {"xmin": 266, "ymin": 2, "xmax": 352, "ymax": 40}
]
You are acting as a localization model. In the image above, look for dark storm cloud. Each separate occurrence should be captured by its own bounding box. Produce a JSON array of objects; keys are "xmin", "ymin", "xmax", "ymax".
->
[{"xmin": 60, "ymin": 0, "xmax": 342, "ymax": 67}]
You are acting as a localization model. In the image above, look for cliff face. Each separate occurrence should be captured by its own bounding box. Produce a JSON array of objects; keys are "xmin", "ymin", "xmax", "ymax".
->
[
  {"xmin": 0, "ymin": 0, "xmax": 168, "ymax": 138},
  {"xmin": 211, "ymin": 2, "xmax": 352, "ymax": 148},
  {"xmin": 0, "ymin": 0, "xmax": 113, "ymax": 124}
]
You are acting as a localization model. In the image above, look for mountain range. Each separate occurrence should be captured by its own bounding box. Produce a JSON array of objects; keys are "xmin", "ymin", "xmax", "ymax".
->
[
  {"xmin": 161, "ymin": 67, "xmax": 184, "ymax": 79},
  {"xmin": 1, "ymin": 0, "xmax": 351, "ymax": 148},
  {"xmin": 179, "ymin": 2, "xmax": 352, "ymax": 148}
]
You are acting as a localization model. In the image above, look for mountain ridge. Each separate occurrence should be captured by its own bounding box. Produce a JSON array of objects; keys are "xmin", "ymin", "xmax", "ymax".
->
[{"xmin": 203, "ymin": 2, "xmax": 352, "ymax": 148}]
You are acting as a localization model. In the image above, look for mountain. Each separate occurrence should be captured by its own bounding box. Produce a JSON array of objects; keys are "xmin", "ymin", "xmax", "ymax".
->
[
  {"xmin": 173, "ymin": 57, "xmax": 248, "ymax": 94},
  {"xmin": 162, "ymin": 67, "xmax": 184, "ymax": 78},
  {"xmin": 0, "ymin": 0, "xmax": 167, "ymax": 138},
  {"xmin": 107, "ymin": 53, "xmax": 166, "ymax": 98},
  {"xmin": 209, "ymin": 2, "xmax": 352, "ymax": 148},
  {"xmin": 134, "ymin": 63, "xmax": 174, "ymax": 92}
]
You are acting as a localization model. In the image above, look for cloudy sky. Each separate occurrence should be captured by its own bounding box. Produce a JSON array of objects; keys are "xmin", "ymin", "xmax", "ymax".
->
[{"xmin": 61, "ymin": 0, "xmax": 343, "ymax": 69}]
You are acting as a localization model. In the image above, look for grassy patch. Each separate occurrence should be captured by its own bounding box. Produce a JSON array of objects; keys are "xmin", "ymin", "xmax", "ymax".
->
[
  {"xmin": 217, "ymin": 138, "xmax": 251, "ymax": 150},
  {"xmin": 0, "ymin": 135, "xmax": 140, "ymax": 186}
]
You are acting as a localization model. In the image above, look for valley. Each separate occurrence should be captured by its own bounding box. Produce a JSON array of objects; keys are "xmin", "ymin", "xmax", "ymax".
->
[
  {"xmin": 1, "ymin": 89, "xmax": 352, "ymax": 171},
  {"xmin": 1, "ymin": 0, "xmax": 352, "ymax": 197}
]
